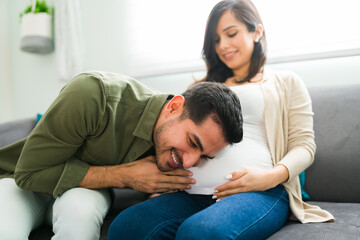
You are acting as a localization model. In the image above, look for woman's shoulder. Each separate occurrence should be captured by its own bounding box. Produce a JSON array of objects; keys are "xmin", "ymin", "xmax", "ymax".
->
[
  {"xmin": 263, "ymin": 68, "xmax": 304, "ymax": 86},
  {"xmin": 263, "ymin": 68, "xmax": 311, "ymax": 102}
]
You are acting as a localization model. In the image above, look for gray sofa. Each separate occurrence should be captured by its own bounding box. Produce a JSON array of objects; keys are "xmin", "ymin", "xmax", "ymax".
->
[{"xmin": 0, "ymin": 84, "xmax": 359, "ymax": 240}]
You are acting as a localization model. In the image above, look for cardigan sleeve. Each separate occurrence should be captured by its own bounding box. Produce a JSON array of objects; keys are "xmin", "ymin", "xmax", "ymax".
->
[
  {"xmin": 14, "ymin": 73, "xmax": 106, "ymax": 197},
  {"xmin": 275, "ymin": 72, "xmax": 316, "ymax": 181}
]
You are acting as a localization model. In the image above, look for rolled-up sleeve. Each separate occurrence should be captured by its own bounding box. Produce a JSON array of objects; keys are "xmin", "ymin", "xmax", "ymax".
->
[{"xmin": 53, "ymin": 157, "xmax": 90, "ymax": 197}]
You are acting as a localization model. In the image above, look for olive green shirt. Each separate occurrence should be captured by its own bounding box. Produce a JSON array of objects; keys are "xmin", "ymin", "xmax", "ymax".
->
[{"xmin": 0, "ymin": 72, "xmax": 171, "ymax": 198}]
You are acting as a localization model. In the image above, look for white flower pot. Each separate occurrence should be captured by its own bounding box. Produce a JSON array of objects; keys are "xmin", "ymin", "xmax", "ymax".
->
[{"xmin": 20, "ymin": 13, "xmax": 54, "ymax": 54}]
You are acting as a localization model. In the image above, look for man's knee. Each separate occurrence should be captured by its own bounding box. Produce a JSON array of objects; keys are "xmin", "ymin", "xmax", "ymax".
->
[
  {"xmin": 53, "ymin": 188, "xmax": 111, "ymax": 219},
  {"xmin": 52, "ymin": 188, "xmax": 111, "ymax": 239}
]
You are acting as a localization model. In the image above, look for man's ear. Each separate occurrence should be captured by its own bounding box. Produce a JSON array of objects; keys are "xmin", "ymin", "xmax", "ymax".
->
[{"xmin": 165, "ymin": 95, "xmax": 185, "ymax": 117}]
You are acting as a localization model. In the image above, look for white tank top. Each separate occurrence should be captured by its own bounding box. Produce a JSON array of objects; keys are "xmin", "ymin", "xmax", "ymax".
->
[{"xmin": 186, "ymin": 84, "xmax": 273, "ymax": 194}]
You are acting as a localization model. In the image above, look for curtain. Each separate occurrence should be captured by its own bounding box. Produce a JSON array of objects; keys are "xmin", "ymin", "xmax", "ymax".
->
[{"xmin": 55, "ymin": 0, "xmax": 82, "ymax": 82}]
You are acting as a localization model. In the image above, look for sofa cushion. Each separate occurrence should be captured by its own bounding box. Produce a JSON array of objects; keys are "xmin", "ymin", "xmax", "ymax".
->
[
  {"xmin": 0, "ymin": 118, "xmax": 36, "ymax": 148},
  {"xmin": 268, "ymin": 201, "xmax": 360, "ymax": 240},
  {"xmin": 305, "ymin": 84, "xmax": 360, "ymax": 203}
]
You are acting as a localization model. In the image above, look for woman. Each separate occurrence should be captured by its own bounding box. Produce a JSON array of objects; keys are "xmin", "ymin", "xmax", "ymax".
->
[{"xmin": 108, "ymin": 0, "xmax": 334, "ymax": 239}]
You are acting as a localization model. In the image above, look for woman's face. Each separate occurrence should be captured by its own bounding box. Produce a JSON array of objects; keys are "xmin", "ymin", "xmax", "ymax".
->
[{"xmin": 215, "ymin": 10, "xmax": 256, "ymax": 76}]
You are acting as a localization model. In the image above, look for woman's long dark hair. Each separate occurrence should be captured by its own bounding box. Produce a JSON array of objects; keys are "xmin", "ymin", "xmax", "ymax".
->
[{"xmin": 200, "ymin": 0, "xmax": 267, "ymax": 83}]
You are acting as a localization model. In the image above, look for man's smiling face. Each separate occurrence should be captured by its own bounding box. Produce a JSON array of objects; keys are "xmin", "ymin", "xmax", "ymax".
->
[{"xmin": 153, "ymin": 96, "xmax": 228, "ymax": 172}]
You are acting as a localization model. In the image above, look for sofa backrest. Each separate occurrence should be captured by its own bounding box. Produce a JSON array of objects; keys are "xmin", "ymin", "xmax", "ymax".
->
[
  {"xmin": 1, "ymin": 86, "xmax": 359, "ymax": 204},
  {"xmin": 305, "ymin": 84, "xmax": 360, "ymax": 203},
  {"xmin": 0, "ymin": 117, "xmax": 36, "ymax": 148}
]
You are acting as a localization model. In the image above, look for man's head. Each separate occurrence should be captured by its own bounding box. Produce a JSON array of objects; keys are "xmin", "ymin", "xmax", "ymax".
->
[{"xmin": 153, "ymin": 82, "xmax": 243, "ymax": 171}]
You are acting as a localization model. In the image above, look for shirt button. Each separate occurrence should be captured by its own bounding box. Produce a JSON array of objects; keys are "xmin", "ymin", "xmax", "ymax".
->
[{"xmin": 132, "ymin": 152, "xmax": 136, "ymax": 157}]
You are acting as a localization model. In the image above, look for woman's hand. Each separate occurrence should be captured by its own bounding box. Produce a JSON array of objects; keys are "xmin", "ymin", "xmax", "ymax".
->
[{"xmin": 213, "ymin": 165, "xmax": 289, "ymax": 200}]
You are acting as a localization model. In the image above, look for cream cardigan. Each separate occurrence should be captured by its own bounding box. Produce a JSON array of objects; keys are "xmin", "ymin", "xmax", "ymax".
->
[{"xmin": 261, "ymin": 69, "xmax": 334, "ymax": 223}]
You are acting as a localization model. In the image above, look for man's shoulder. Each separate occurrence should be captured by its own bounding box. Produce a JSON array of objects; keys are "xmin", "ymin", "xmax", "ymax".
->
[{"xmin": 69, "ymin": 71, "xmax": 161, "ymax": 102}]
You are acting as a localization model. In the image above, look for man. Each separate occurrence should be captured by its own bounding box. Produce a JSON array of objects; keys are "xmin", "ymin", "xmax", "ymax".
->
[{"xmin": 0, "ymin": 71, "xmax": 243, "ymax": 239}]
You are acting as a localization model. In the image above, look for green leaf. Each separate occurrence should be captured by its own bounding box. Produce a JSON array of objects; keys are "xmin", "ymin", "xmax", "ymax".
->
[{"xmin": 19, "ymin": 0, "xmax": 52, "ymax": 19}]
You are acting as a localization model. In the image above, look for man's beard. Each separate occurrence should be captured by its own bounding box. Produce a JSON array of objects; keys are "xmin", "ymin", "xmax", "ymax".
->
[{"xmin": 153, "ymin": 118, "xmax": 177, "ymax": 172}]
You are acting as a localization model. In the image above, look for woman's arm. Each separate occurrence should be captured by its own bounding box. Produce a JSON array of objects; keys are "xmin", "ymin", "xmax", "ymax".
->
[{"xmin": 276, "ymin": 72, "xmax": 316, "ymax": 181}]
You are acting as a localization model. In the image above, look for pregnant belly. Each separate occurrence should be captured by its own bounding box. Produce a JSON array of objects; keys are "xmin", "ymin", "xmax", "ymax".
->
[{"xmin": 185, "ymin": 140, "xmax": 273, "ymax": 195}]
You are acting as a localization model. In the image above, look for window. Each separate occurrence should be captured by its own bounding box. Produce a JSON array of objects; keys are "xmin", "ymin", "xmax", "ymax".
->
[
  {"xmin": 115, "ymin": 0, "xmax": 360, "ymax": 77},
  {"xmin": 254, "ymin": 0, "xmax": 360, "ymax": 63}
]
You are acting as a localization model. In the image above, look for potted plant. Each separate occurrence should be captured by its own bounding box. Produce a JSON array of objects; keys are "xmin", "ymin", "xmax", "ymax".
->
[{"xmin": 20, "ymin": 0, "xmax": 54, "ymax": 54}]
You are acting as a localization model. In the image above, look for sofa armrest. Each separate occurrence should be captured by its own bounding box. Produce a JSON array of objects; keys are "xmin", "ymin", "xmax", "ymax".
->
[{"xmin": 0, "ymin": 117, "xmax": 36, "ymax": 148}]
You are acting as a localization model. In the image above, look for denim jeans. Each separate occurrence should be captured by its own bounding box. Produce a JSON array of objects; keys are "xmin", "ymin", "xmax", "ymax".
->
[{"xmin": 108, "ymin": 185, "xmax": 289, "ymax": 240}]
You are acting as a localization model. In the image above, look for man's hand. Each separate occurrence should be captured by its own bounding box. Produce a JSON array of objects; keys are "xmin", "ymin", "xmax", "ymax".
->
[
  {"xmin": 112, "ymin": 155, "xmax": 195, "ymax": 193},
  {"xmin": 79, "ymin": 155, "xmax": 195, "ymax": 193}
]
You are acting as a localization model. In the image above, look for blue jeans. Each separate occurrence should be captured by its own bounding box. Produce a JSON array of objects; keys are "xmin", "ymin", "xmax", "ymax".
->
[{"xmin": 108, "ymin": 185, "xmax": 289, "ymax": 240}]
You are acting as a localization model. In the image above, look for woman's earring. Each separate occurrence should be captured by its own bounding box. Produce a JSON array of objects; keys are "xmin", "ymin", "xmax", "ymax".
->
[{"xmin": 255, "ymin": 38, "xmax": 260, "ymax": 43}]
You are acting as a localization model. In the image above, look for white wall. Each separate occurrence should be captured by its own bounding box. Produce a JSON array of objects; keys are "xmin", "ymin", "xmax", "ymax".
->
[
  {"xmin": 2, "ymin": 0, "xmax": 132, "ymax": 124},
  {"xmin": 6, "ymin": 0, "xmax": 130, "ymax": 122},
  {"xmin": 2, "ymin": 0, "xmax": 360, "ymax": 124},
  {"xmin": 0, "ymin": 0, "xmax": 13, "ymax": 123},
  {"xmin": 7, "ymin": 0, "xmax": 63, "ymax": 123}
]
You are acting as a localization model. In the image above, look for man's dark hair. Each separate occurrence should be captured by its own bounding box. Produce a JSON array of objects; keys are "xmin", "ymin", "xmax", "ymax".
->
[{"xmin": 181, "ymin": 82, "xmax": 243, "ymax": 144}]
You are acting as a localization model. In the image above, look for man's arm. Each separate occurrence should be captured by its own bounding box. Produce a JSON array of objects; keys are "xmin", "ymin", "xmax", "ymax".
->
[
  {"xmin": 14, "ymin": 75, "xmax": 103, "ymax": 197},
  {"xmin": 79, "ymin": 156, "xmax": 195, "ymax": 193}
]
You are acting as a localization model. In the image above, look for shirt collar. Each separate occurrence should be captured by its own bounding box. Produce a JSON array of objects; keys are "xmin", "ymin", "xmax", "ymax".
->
[{"xmin": 133, "ymin": 93, "xmax": 173, "ymax": 143}]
